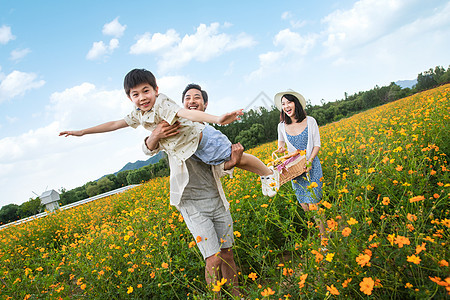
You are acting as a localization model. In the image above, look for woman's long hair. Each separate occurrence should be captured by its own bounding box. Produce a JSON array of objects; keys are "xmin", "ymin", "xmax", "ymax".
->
[{"xmin": 280, "ymin": 94, "xmax": 307, "ymax": 124}]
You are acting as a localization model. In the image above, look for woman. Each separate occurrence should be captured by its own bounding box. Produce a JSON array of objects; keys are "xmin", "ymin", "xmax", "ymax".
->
[{"xmin": 274, "ymin": 89, "xmax": 326, "ymax": 243}]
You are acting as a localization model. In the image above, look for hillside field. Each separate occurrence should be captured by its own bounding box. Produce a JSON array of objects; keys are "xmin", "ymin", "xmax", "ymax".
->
[{"xmin": 0, "ymin": 84, "xmax": 449, "ymax": 299}]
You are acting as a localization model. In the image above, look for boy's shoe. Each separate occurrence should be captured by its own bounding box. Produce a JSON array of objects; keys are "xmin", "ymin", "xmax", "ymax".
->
[
  {"xmin": 261, "ymin": 167, "xmax": 278, "ymax": 197},
  {"xmin": 260, "ymin": 176, "xmax": 268, "ymax": 196}
]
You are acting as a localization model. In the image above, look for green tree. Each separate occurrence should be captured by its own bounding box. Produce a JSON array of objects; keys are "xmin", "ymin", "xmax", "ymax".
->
[
  {"xmin": 0, "ymin": 204, "xmax": 20, "ymax": 225},
  {"xmin": 97, "ymin": 177, "xmax": 115, "ymax": 193},
  {"xmin": 235, "ymin": 123, "xmax": 265, "ymax": 149},
  {"xmin": 18, "ymin": 197, "xmax": 42, "ymax": 218}
]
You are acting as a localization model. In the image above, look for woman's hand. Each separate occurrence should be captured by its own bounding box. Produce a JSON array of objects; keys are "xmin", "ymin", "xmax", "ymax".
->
[
  {"xmin": 304, "ymin": 160, "xmax": 313, "ymax": 173},
  {"xmin": 275, "ymin": 146, "xmax": 286, "ymax": 153}
]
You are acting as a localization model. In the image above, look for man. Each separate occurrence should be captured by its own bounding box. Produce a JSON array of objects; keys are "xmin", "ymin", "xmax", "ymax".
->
[{"xmin": 142, "ymin": 83, "xmax": 243, "ymax": 296}]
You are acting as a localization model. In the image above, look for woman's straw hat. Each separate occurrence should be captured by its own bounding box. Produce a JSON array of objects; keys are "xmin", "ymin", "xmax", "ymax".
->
[{"xmin": 274, "ymin": 89, "xmax": 306, "ymax": 111}]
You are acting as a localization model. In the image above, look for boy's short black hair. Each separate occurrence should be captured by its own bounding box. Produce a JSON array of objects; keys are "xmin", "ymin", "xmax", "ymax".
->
[
  {"xmin": 124, "ymin": 69, "xmax": 157, "ymax": 96},
  {"xmin": 182, "ymin": 83, "xmax": 208, "ymax": 104}
]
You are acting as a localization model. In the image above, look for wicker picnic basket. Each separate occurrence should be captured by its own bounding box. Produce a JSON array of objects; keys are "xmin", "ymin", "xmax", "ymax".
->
[{"xmin": 270, "ymin": 150, "xmax": 307, "ymax": 186}]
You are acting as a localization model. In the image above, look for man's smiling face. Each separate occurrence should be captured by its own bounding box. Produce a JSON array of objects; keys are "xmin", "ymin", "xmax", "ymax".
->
[{"xmin": 183, "ymin": 88, "xmax": 207, "ymax": 112}]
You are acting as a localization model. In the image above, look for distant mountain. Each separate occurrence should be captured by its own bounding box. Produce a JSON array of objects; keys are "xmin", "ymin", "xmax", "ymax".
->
[
  {"xmin": 395, "ymin": 79, "xmax": 417, "ymax": 89},
  {"xmin": 113, "ymin": 152, "xmax": 165, "ymax": 175}
]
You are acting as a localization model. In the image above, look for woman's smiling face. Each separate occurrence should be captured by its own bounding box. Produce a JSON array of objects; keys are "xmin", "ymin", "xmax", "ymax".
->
[{"xmin": 281, "ymin": 97, "xmax": 297, "ymax": 119}]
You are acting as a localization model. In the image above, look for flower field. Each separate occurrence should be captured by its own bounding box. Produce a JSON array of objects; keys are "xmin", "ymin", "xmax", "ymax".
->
[{"xmin": 1, "ymin": 84, "xmax": 449, "ymax": 299}]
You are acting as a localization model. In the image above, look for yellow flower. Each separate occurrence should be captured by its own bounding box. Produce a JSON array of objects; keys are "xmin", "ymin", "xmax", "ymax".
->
[
  {"xmin": 36, "ymin": 267, "xmax": 43, "ymax": 272},
  {"xmin": 347, "ymin": 217, "xmax": 358, "ymax": 225},
  {"xmin": 308, "ymin": 182, "xmax": 318, "ymax": 189},
  {"xmin": 234, "ymin": 231, "xmax": 241, "ymax": 237},
  {"xmin": 325, "ymin": 253, "xmax": 335, "ymax": 262},
  {"xmin": 127, "ymin": 286, "xmax": 133, "ymax": 294},
  {"xmin": 407, "ymin": 255, "xmax": 421, "ymax": 265}
]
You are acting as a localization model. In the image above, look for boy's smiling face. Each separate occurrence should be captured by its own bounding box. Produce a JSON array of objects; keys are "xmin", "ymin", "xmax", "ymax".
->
[{"xmin": 128, "ymin": 83, "xmax": 158, "ymax": 112}]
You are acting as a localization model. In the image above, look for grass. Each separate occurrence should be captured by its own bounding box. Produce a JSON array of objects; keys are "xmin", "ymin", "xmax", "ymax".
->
[{"xmin": 0, "ymin": 84, "xmax": 449, "ymax": 299}]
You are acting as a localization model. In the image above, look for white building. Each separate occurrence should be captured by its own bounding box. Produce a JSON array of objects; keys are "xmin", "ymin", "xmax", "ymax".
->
[{"xmin": 40, "ymin": 190, "xmax": 60, "ymax": 212}]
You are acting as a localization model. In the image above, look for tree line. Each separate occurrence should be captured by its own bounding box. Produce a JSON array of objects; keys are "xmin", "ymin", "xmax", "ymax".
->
[{"xmin": 1, "ymin": 65, "xmax": 448, "ymax": 225}]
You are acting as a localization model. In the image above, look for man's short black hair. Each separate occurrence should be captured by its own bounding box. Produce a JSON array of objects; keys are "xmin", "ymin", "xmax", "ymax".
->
[{"xmin": 182, "ymin": 83, "xmax": 208, "ymax": 104}]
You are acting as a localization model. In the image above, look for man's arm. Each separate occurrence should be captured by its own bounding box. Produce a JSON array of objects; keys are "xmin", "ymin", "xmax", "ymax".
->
[
  {"xmin": 59, "ymin": 119, "xmax": 129, "ymax": 137},
  {"xmin": 224, "ymin": 143, "xmax": 244, "ymax": 170},
  {"xmin": 177, "ymin": 108, "xmax": 243, "ymax": 125}
]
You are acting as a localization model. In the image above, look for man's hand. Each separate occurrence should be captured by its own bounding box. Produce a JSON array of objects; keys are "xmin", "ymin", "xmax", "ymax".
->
[
  {"xmin": 217, "ymin": 109, "xmax": 243, "ymax": 125},
  {"xmin": 145, "ymin": 121, "xmax": 181, "ymax": 151},
  {"xmin": 224, "ymin": 142, "xmax": 244, "ymax": 170},
  {"xmin": 153, "ymin": 121, "xmax": 181, "ymax": 139}
]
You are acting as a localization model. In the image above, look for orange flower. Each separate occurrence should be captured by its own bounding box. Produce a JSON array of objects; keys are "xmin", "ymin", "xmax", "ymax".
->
[
  {"xmin": 415, "ymin": 242, "xmax": 426, "ymax": 254},
  {"xmin": 439, "ymin": 259, "xmax": 449, "ymax": 267},
  {"xmin": 342, "ymin": 227, "xmax": 351, "ymax": 237},
  {"xmin": 327, "ymin": 284, "xmax": 340, "ymax": 295},
  {"xmin": 161, "ymin": 262, "xmax": 169, "ymax": 269},
  {"xmin": 409, "ymin": 195, "xmax": 425, "ymax": 203},
  {"xmin": 359, "ymin": 277, "xmax": 374, "ymax": 295},
  {"xmin": 342, "ymin": 278, "xmax": 352, "ymax": 288},
  {"xmin": 395, "ymin": 165, "xmax": 403, "ymax": 171},
  {"xmin": 308, "ymin": 204, "xmax": 318, "ymax": 210},
  {"xmin": 394, "ymin": 235, "xmax": 410, "ymax": 248},
  {"xmin": 327, "ymin": 219, "xmax": 338, "ymax": 231},
  {"xmin": 382, "ymin": 197, "xmax": 390, "ymax": 205},
  {"xmin": 248, "ymin": 272, "xmax": 258, "ymax": 281},
  {"xmin": 261, "ymin": 287, "xmax": 275, "ymax": 297},
  {"xmin": 407, "ymin": 213, "xmax": 418, "ymax": 222},
  {"xmin": 196, "ymin": 236, "xmax": 202, "ymax": 243},
  {"xmin": 356, "ymin": 254, "xmax": 371, "ymax": 267},
  {"xmin": 298, "ymin": 274, "xmax": 308, "ymax": 289}
]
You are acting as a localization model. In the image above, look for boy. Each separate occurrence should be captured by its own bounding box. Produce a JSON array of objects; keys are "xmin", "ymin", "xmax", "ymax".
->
[{"xmin": 60, "ymin": 68, "xmax": 278, "ymax": 198}]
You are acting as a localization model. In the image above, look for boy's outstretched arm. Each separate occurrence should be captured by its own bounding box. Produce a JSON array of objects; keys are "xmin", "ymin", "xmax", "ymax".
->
[
  {"xmin": 59, "ymin": 119, "xmax": 129, "ymax": 137},
  {"xmin": 177, "ymin": 108, "xmax": 243, "ymax": 125}
]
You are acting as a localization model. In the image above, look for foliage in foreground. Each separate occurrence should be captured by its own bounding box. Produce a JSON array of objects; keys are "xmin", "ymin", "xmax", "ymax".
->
[{"xmin": 0, "ymin": 84, "xmax": 449, "ymax": 299}]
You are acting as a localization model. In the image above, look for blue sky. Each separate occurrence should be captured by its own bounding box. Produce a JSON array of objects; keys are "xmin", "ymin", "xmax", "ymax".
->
[{"xmin": 0, "ymin": 0, "xmax": 449, "ymax": 207}]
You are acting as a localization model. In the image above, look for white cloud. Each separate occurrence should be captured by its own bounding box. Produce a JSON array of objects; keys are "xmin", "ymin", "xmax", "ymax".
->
[
  {"xmin": 281, "ymin": 11, "xmax": 306, "ymax": 28},
  {"xmin": 6, "ymin": 115, "xmax": 18, "ymax": 124},
  {"xmin": 102, "ymin": 17, "xmax": 126, "ymax": 37},
  {"xmin": 10, "ymin": 48, "xmax": 31, "ymax": 61},
  {"xmin": 86, "ymin": 39, "xmax": 119, "ymax": 60},
  {"xmin": 0, "ymin": 70, "xmax": 45, "ymax": 103},
  {"xmin": 0, "ymin": 25, "xmax": 15, "ymax": 44},
  {"xmin": 129, "ymin": 30, "xmax": 180, "ymax": 54},
  {"xmin": 321, "ymin": 0, "xmax": 409, "ymax": 56},
  {"xmin": 129, "ymin": 23, "xmax": 255, "ymax": 73},
  {"xmin": 247, "ymin": 29, "xmax": 317, "ymax": 80}
]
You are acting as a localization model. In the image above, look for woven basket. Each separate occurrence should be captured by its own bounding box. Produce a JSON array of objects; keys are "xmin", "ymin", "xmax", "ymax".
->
[{"xmin": 272, "ymin": 151, "xmax": 307, "ymax": 186}]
